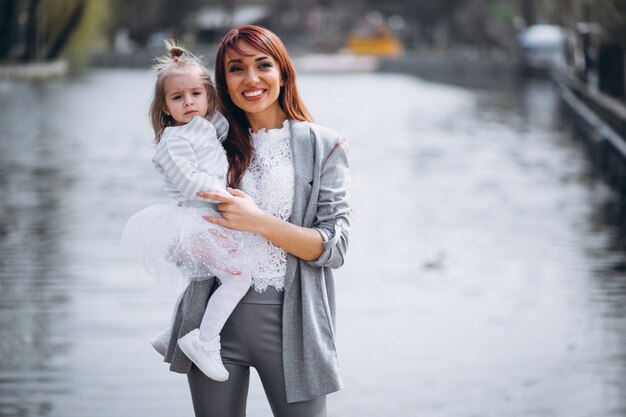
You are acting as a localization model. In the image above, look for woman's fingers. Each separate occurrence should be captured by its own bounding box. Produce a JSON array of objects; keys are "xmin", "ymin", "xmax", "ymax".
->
[
  {"xmin": 226, "ymin": 187, "xmax": 246, "ymax": 198},
  {"xmin": 196, "ymin": 191, "xmax": 232, "ymax": 202},
  {"xmin": 197, "ymin": 191, "xmax": 233, "ymax": 213},
  {"xmin": 203, "ymin": 215, "xmax": 226, "ymax": 226},
  {"xmin": 199, "ymin": 187, "xmax": 261, "ymax": 233}
]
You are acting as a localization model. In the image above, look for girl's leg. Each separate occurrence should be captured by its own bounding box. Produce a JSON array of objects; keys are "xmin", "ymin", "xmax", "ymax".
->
[
  {"xmin": 189, "ymin": 228, "xmax": 243, "ymax": 277},
  {"xmin": 198, "ymin": 272, "xmax": 251, "ymax": 341},
  {"xmin": 177, "ymin": 273, "xmax": 250, "ymax": 381}
]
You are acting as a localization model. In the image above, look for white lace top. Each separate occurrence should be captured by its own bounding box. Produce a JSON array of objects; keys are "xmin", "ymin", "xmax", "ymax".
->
[{"xmin": 240, "ymin": 120, "xmax": 294, "ymax": 292}]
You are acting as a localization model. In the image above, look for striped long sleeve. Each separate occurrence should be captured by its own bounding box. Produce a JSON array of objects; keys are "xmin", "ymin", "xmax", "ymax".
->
[{"xmin": 152, "ymin": 114, "xmax": 230, "ymax": 202}]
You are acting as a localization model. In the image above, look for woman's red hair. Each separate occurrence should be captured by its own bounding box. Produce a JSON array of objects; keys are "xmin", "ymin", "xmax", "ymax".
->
[{"xmin": 215, "ymin": 25, "xmax": 313, "ymax": 187}]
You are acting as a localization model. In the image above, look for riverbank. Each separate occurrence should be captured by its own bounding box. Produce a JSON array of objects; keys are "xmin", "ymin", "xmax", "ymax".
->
[
  {"xmin": 553, "ymin": 68, "xmax": 626, "ymax": 194},
  {"xmin": 379, "ymin": 48, "xmax": 522, "ymax": 89},
  {"xmin": 0, "ymin": 60, "xmax": 68, "ymax": 79}
]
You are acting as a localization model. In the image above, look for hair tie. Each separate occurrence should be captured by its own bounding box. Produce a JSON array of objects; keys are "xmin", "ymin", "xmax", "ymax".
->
[{"xmin": 170, "ymin": 46, "xmax": 184, "ymax": 62}]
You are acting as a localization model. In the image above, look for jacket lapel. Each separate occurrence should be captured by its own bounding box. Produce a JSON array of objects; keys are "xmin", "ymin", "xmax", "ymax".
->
[
  {"xmin": 288, "ymin": 120, "xmax": 313, "ymax": 227},
  {"xmin": 285, "ymin": 120, "xmax": 313, "ymax": 295}
]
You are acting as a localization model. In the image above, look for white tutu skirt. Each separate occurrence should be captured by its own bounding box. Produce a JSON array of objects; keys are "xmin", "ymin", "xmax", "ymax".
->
[{"xmin": 121, "ymin": 203, "xmax": 257, "ymax": 282}]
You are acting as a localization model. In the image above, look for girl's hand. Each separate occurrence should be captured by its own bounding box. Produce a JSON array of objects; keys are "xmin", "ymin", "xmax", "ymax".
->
[{"xmin": 197, "ymin": 188, "xmax": 266, "ymax": 233}]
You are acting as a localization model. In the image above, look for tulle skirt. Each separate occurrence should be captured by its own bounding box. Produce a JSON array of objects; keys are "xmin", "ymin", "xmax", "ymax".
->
[{"xmin": 121, "ymin": 203, "xmax": 257, "ymax": 282}]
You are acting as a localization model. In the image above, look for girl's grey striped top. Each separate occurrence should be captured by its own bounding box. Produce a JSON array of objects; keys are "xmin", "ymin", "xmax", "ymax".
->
[{"xmin": 152, "ymin": 112, "xmax": 230, "ymax": 203}]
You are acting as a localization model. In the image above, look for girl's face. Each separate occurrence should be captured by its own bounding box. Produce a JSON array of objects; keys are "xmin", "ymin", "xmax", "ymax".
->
[
  {"xmin": 162, "ymin": 68, "xmax": 209, "ymax": 126},
  {"xmin": 224, "ymin": 41, "xmax": 285, "ymax": 131}
]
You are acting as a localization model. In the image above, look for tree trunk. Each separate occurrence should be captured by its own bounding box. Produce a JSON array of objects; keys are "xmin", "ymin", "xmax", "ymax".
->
[
  {"xmin": 162, "ymin": 0, "xmax": 198, "ymax": 38},
  {"xmin": 22, "ymin": 0, "xmax": 42, "ymax": 62},
  {"xmin": 0, "ymin": 0, "xmax": 17, "ymax": 60},
  {"xmin": 598, "ymin": 41, "xmax": 625, "ymax": 98},
  {"xmin": 521, "ymin": 0, "xmax": 535, "ymax": 26},
  {"xmin": 0, "ymin": 0, "xmax": 18, "ymax": 60},
  {"xmin": 45, "ymin": 0, "xmax": 86, "ymax": 60}
]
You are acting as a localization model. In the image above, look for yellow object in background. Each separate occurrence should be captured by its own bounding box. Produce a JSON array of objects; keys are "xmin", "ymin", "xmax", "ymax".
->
[{"xmin": 347, "ymin": 35, "xmax": 403, "ymax": 57}]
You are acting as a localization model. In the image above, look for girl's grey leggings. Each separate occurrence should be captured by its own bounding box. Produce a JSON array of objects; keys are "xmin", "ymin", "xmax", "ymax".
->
[{"xmin": 187, "ymin": 287, "xmax": 327, "ymax": 417}]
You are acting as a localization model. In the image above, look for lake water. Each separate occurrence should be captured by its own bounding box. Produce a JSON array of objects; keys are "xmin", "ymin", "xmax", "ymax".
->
[{"xmin": 1, "ymin": 68, "xmax": 626, "ymax": 417}]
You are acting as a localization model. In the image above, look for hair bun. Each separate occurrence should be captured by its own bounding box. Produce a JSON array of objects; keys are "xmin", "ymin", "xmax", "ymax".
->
[
  {"xmin": 170, "ymin": 46, "xmax": 184, "ymax": 60},
  {"xmin": 162, "ymin": 39, "xmax": 185, "ymax": 61}
]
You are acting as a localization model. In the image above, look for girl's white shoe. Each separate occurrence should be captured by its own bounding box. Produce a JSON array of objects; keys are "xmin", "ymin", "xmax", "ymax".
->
[
  {"xmin": 151, "ymin": 327, "xmax": 171, "ymax": 357},
  {"xmin": 177, "ymin": 329, "xmax": 229, "ymax": 382}
]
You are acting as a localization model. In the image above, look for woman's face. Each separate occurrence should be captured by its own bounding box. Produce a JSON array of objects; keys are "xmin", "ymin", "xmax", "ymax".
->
[{"xmin": 224, "ymin": 41, "xmax": 285, "ymax": 130}]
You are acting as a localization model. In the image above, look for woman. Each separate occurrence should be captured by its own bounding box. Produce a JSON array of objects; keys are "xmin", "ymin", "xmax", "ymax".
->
[{"xmin": 163, "ymin": 25, "xmax": 350, "ymax": 417}]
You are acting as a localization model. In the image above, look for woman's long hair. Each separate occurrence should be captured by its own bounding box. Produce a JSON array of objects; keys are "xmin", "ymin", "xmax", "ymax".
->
[{"xmin": 215, "ymin": 25, "xmax": 313, "ymax": 187}]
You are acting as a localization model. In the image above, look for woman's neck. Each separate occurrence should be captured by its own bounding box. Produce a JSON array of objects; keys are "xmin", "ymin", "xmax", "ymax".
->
[{"xmin": 247, "ymin": 108, "xmax": 288, "ymax": 134}]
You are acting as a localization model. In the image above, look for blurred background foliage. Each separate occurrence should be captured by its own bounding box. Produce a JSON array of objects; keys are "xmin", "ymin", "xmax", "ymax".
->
[
  {"xmin": 0, "ymin": 0, "xmax": 624, "ymax": 68},
  {"xmin": 0, "ymin": 0, "xmax": 112, "ymax": 65}
]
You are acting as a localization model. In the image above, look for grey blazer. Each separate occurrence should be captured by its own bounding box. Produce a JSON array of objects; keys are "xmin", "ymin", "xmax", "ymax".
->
[{"xmin": 164, "ymin": 119, "xmax": 351, "ymax": 404}]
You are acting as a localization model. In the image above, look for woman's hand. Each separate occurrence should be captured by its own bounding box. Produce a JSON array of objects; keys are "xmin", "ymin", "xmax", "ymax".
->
[
  {"xmin": 197, "ymin": 188, "xmax": 266, "ymax": 233},
  {"xmin": 198, "ymin": 188, "xmax": 324, "ymax": 262}
]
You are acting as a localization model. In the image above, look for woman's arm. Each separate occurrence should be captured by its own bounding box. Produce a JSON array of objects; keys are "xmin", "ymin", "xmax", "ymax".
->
[
  {"xmin": 305, "ymin": 138, "xmax": 351, "ymax": 269},
  {"xmin": 199, "ymin": 189, "xmax": 324, "ymax": 261}
]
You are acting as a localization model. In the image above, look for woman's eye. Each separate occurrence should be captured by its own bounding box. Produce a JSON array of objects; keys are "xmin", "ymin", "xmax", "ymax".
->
[
  {"xmin": 259, "ymin": 62, "xmax": 272, "ymax": 69},
  {"xmin": 228, "ymin": 66, "xmax": 242, "ymax": 73}
]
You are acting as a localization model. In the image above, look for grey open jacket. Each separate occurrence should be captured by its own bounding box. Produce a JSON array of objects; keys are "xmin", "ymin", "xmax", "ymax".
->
[{"xmin": 163, "ymin": 118, "xmax": 351, "ymax": 404}]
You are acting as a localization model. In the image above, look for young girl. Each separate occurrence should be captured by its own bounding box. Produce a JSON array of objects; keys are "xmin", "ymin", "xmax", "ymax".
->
[{"xmin": 121, "ymin": 41, "xmax": 256, "ymax": 383}]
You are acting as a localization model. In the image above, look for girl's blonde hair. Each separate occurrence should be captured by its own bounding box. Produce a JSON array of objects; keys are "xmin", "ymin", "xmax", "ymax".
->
[{"xmin": 149, "ymin": 40, "xmax": 217, "ymax": 143}]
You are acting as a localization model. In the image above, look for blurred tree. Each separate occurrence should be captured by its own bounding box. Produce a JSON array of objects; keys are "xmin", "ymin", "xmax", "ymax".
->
[
  {"xmin": 113, "ymin": 0, "xmax": 201, "ymax": 46},
  {"xmin": 22, "ymin": 0, "xmax": 42, "ymax": 61},
  {"xmin": 61, "ymin": 0, "xmax": 113, "ymax": 67},
  {"xmin": 0, "ymin": 0, "xmax": 112, "ymax": 65},
  {"xmin": 45, "ymin": 0, "xmax": 86, "ymax": 59},
  {"xmin": 588, "ymin": 0, "xmax": 626, "ymax": 97},
  {"xmin": 540, "ymin": 0, "xmax": 626, "ymax": 48},
  {"xmin": 592, "ymin": 0, "xmax": 626, "ymax": 48},
  {"xmin": 412, "ymin": 0, "xmax": 468, "ymax": 43},
  {"xmin": 519, "ymin": 0, "xmax": 535, "ymax": 26},
  {"xmin": 445, "ymin": 0, "xmax": 520, "ymax": 49},
  {"xmin": 115, "ymin": 0, "xmax": 169, "ymax": 45},
  {"xmin": 0, "ymin": 1, "xmax": 19, "ymax": 60},
  {"xmin": 363, "ymin": 0, "xmax": 468, "ymax": 44},
  {"xmin": 449, "ymin": 0, "xmax": 491, "ymax": 47}
]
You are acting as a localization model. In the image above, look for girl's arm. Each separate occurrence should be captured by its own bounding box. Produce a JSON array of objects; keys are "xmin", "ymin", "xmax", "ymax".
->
[{"xmin": 154, "ymin": 133, "xmax": 228, "ymax": 200}]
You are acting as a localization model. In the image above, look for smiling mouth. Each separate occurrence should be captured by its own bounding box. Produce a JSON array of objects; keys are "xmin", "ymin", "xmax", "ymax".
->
[{"xmin": 243, "ymin": 89, "xmax": 264, "ymax": 98}]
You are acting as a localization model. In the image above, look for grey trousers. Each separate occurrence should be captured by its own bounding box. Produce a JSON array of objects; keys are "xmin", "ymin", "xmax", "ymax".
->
[{"xmin": 187, "ymin": 287, "xmax": 327, "ymax": 417}]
